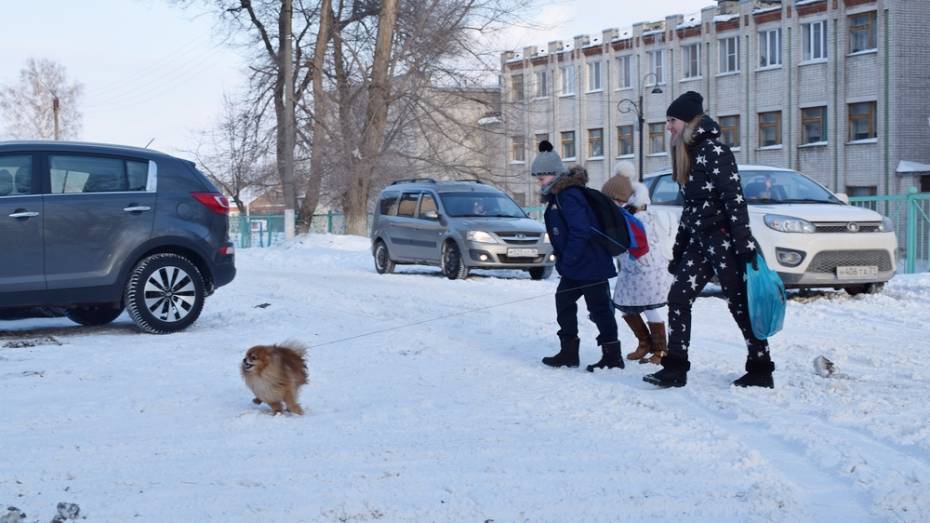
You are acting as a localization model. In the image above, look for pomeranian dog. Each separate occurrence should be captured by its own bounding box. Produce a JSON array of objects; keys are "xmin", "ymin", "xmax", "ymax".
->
[{"xmin": 240, "ymin": 342, "xmax": 309, "ymax": 415}]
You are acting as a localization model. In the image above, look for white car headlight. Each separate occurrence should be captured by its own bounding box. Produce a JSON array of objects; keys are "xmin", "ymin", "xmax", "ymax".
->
[
  {"xmin": 879, "ymin": 216, "xmax": 895, "ymax": 232},
  {"xmin": 763, "ymin": 214, "xmax": 816, "ymax": 233},
  {"xmin": 466, "ymin": 230, "xmax": 498, "ymax": 243}
]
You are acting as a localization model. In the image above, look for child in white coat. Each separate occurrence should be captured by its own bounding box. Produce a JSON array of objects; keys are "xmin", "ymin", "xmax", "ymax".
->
[{"xmin": 602, "ymin": 162, "xmax": 677, "ymax": 364}]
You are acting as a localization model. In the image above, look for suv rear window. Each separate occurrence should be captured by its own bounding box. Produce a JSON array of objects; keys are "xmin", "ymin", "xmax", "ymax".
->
[
  {"xmin": 50, "ymin": 155, "xmax": 149, "ymax": 194},
  {"xmin": 379, "ymin": 192, "xmax": 400, "ymax": 215}
]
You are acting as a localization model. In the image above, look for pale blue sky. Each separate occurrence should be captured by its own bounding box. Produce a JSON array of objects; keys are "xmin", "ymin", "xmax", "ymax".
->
[{"xmin": 1, "ymin": 0, "xmax": 711, "ymax": 159}]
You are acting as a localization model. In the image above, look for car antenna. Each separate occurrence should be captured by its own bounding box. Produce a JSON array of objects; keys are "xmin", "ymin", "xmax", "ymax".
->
[{"xmin": 144, "ymin": 138, "xmax": 156, "ymax": 149}]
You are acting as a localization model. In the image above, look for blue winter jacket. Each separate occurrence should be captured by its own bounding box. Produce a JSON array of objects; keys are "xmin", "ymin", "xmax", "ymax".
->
[{"xmin": 543, "ymin": 176, "xmax": 617, "ymax": 282}]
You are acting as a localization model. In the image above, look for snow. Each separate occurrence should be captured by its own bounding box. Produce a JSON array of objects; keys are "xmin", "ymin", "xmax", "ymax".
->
[
  {"xmin": 3, "ymin": 234, "xmax": 930, "ymax": 522},
  {"xmin": 897, "ymin": 160, "xmax": 930, "ymax": 174},
  {"xmin": 676, "ymin": 12, "xmax": 702, "ymax": 30},
  {"xmin": 713, "ymin": 13, "xmax": 740, "ymax": 23}
]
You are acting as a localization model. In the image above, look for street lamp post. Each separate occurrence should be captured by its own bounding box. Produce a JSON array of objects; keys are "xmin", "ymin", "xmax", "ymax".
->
[
  {"xmin": 617, "ymin": 72, "xmax": 663, "ymax": 181},
  {"xmin": 36, "ymin": 77, "xmax": 60, "ymax": 140}
]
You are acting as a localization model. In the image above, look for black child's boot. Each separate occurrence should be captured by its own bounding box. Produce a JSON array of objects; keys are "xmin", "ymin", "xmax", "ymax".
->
[
  {"xmin": 586, "ymin": 340, "xmax": 624, "ymax": 372},
  {"xmin": 542, "ymin": 336, "xmax": 580, "ymax": 368},
  {"xmin": 733, "ymin": 358, "xmax": 775, "ymax": 388},
  {"xmin": 643, "ymin": 352, "xmax": 690, "ymax": 388}
]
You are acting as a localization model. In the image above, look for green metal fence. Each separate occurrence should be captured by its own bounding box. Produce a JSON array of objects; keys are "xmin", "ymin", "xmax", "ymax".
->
[
  {"xmin": 849, "ymin": 189, "xmax": 930, "ymax": 273},
  {"xmin": 231, "ymin": 195, "xmax": 930, "ymax": 274}
]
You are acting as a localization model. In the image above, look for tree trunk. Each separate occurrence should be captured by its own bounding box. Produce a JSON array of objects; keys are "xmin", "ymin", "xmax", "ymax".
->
[
  {"xmin": 297, "ymin": 0, "xmax": 333, "ymax": 234},
  {"xmin": 343, "ymin": 0, "xmax": 399, "ymax": 236}
]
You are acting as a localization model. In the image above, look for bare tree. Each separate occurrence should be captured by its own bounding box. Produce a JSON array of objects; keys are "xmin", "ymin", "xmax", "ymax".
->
[
  {"xmin": 0, "ymin": 58, "xmax": 83, "ymax": 140},
  {"xmin": 187, "ymin": 94, "xmax": 271, "ymax": 213}
]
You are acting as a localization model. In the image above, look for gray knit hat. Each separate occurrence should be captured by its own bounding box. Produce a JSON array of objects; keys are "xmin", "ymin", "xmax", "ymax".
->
[{"xmin": 530, "ymin": 140, "xmax": 567, "ymax": 177}]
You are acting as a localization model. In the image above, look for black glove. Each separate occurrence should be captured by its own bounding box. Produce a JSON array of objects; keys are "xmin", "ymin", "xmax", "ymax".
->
[
  {"xmin": 668, "ymin": 259, "xmax": 680, "ymax": 275},
  {"xmin": 735, "ymin": 248, "xmax": 758, "ymax": 270}
]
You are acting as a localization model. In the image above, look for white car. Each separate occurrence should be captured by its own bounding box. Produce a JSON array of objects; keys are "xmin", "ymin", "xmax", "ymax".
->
[{"xmin": 645, "ymin": 165, "xmax": 898, "ymax": 294}]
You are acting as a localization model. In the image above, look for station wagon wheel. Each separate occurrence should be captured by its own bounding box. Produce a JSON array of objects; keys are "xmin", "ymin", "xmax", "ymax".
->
[
  {"xmin": 528, "ymin": 266, "xmax": 553, "ymax": 280},
  {"xmin": 125, "ymin": 253, "xmax": 206, "ymax": 334},
  {"xmin": 442, "ymin": 241, "xmax": 469, "ymax": 280},
  {"xmin": 373, "ymin": 240, "xmax": 395, "ymax": 274}
]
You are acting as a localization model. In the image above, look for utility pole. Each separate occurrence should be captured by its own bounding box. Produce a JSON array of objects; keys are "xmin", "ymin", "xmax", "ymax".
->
[
  {"xmin": 280, "ymin": 0, "xmax": 296, "ymax": 240},
  {"xmin": 52, "ymin": 95, "xmax": 60, "ymax": 140}
]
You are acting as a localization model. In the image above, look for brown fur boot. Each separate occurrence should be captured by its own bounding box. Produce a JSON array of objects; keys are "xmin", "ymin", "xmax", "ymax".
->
[
  {"xmin": 646, "ymin": 322, "xmax": 668, "ymax": 365},
  {"xmin": 623, "ymin": 314, "xmax": 654, "ymax": 361}
]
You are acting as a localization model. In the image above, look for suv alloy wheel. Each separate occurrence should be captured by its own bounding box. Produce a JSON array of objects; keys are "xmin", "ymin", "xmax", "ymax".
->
[{"xmin": 125, "ymin": 253, "xmax": 206, "ymax": 334}]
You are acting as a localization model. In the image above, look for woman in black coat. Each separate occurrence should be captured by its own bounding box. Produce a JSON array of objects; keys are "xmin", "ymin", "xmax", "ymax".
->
[{"xmin": 643, "ymin": 91, "xmax": 775, "ymax": 388}]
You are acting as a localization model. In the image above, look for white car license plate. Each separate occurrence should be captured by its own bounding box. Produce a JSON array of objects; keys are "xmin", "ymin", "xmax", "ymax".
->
[
  {"xmin": 836, "ymin": 265, "xmax": 878, "ymax": 279},
  {"xmin": 507, "ymin": 248, "xmax": 538, "ymax": 258}
]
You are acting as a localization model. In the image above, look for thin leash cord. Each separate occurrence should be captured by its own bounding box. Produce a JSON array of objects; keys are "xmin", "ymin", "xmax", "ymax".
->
[{"xmin": 311, "ymin": 279, "xmax": 608, "ymax": 349}]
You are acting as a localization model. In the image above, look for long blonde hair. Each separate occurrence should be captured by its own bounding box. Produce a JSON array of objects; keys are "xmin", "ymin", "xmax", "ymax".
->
[{"xmin": 671, "ymin": 113, "xmax": 706, "ymax": 185}]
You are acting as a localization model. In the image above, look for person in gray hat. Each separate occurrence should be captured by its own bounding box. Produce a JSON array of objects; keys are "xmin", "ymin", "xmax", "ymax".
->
[{"xmin": 532, "ymin": 141, "xmax": 622, "ymax": 372}]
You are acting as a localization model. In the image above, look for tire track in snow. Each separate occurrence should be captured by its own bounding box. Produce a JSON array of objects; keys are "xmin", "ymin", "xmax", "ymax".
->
[{"xmin": 690, "ymin": 388, "xmax": 930, "ymax": 522}]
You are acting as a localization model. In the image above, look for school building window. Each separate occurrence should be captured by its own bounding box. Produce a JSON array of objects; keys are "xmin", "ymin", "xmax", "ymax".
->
[
  {"xmin": 617, "ymin": 125, "xmax": 634, "ymax": 156},
  {"xmin": 719, "ymin": 115, "xmax": 740, "ymax": 148},
  {"xmin": 587, "ymin": 61, "xmax": 602, "ymax": 91},
  {"xmin": 534, "ymin": 70, "xmax": 548, "ymax": 97},
  {"xmin": 535, "ymin": 133, "xmax": 549, "ymax": 147},
  {"xmin": 758, "ymin": 111, "xmax": 782, "ymax": 147},
  {"xmin": 649, "ymin": 123, "xmax": 666, "ymax": 154},
  {"xmin": 801, "ymin": 107, "xmax": 827, "ymax": 144},
  {"xmin": 683, "ymin": 44, "xmax": 701, "ymax": 79},
  {"xmin": 802, "ymin": 21, "xmax": 828, "ymax": 61},
  {"xmin": 617, "ymin": 55, "xmax": 632, "ymax": 89},
  {"xmin": 849, "ymin": 12, "xmax": 877, "ymax": 53},
  {"xmin": 561, "ymin": 131, "xmax": 576, "ymax": 159},
  {"xmin": 511, "ymin": 135, "xmax": 525, "ymax": 162},
  {"xmin": 719, "ymin": 37, "xmax": 739, "ymax": 73},
  {"xmin": 511, "ymin": 74, "xmax": 525, "ymax": 102},
  {"xmin": 648, "ymin": 50, "xmax": 664, "ymax": 84},
  {"xmin": 759, "ymin": 28, "xmax": 781, "ymax": 68},
  {"xmin": 560, "ymin": 65, "xmax": 575, "ymax": 95},
  {"xmin": 588, "ymin": 128, "xmax": 604, "ymax": 158},
  {"xmin": 848, "ymin": 102, "xmax": 877, "ymax": 141}
]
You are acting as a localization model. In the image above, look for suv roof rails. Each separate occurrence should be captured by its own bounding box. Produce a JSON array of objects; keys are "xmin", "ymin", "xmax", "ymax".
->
[
  {"xmin": 452, "ymin": 178, "xmax": 485, "ymax": 184},
  {"xmin": 390, "ymin": 178, "xmax": 437, "ymax": 185}
]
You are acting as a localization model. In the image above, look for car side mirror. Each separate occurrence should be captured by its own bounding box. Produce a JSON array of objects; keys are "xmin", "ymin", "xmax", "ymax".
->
[
  {"xmin": 423, "ymin": 210, "xmax": 440, "ymax": 221},
  {"xmin": 835, "ymin": 192, "xmax": 850, "ymax": 204}
]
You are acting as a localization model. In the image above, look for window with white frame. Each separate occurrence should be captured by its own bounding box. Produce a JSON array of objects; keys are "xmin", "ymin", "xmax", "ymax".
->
[
  {"xmin": 759, "ymin": 28, "xmax": 781, "ymax": 68},
  {"xmin": 683, "ymin": 44, "xmax": 701, "ymax": 79},
  {"xmin": 617, "ymin": 55, "xmax": 632, "ymax": 89},
  {"xmin": 511, "ymin": 73, "xmax": 525, "ymax": 102},
  {"xmin": 561, "ymin": 131, "xmax": 576, "ymax": 159},
  {"xmin": 718, "ymin": 37, "xmax": 740, "ymax": 73},
  {"xmin": 535, "ymin": 70, "xmax": 548, "ymax": 97},
  {"xmin": 802, "ymin": 21, "xmax": 828, "ymax": 61},
  {"xmin": 849, "ymin": 12, "xmax": 877, "ymax": 53},
  {"xmin": 560, "ymin": 65, "xmax": 575, "ymax": 95},
  {"xmin": 511, "ymin": 135, "xmax": 525, "ymax": 162},
  {"xmin": 588, "ymin": 128, "xmax": 604, "ymax": 158},
  {"xmin": 587, "ymin": 61, "xmax": 602, "ymax": 91},
  {"xmin": 648, "ymin": 50, "xmax": 664, "ymax": 84}
]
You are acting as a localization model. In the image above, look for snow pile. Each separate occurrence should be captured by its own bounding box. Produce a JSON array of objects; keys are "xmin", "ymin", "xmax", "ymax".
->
[{"xmin": 2, "ymin": 235, "xmax": 929, "ymax": 522}]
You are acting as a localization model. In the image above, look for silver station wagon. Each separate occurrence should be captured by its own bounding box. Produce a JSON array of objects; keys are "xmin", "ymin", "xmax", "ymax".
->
[{"xmin": 370, "ymin": 179, "xmax": 555, "ymax": 280}]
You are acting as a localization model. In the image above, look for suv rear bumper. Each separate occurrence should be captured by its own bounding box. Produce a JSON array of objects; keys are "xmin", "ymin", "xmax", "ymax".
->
[{"xmin": 212, "ymin": 257, "xmax": 236, "ymax": 288}]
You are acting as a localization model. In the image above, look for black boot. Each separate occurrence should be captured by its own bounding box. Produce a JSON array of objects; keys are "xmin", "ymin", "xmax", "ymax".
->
[
  {"xmin": 643, "ymin": 353, "xmax": 690, "ymax": 388},
  {"xmin": 542, "ymin": 337, "xmax": 580, "ymax": 368},
  {"xmin": 733, "ymin": 359, "xmax": 775, "ymax": 388},
  {"xmin": 586, "ymin": 340, "xmax": 624, "ymax": 372}
]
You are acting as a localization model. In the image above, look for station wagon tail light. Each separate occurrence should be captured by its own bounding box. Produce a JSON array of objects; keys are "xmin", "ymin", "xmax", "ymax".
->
[
  {"xmin": 192, "ymin": 192, "xmax": 230, "ymax": 215},
  {"xmin": 763, "ymin": 214, "xmax": 815, "ymax": 234}
]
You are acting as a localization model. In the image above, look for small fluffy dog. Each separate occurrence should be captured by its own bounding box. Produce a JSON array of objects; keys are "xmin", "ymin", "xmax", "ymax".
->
[{"xmin": 240, "ymin": 342, "xmax": 309, "ymax": 415}]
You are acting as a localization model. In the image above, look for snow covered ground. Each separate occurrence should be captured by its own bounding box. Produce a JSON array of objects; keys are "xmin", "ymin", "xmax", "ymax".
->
[{"xmin": 2, "ymin": 234, "xmax": 930, "ymax": 523}]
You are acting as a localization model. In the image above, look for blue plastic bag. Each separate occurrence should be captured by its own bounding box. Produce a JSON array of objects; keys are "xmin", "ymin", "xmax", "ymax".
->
[{"xmin": 744, "ymin": 253, "xmax": 786, "ymax": 339}]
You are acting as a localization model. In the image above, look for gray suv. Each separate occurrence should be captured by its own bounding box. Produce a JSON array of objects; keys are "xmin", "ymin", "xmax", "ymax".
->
[
  {"xmin": 370, "ymin": 179, "xmax": 554, "ymax": 280},
  {"xmin": 0, "ymin": 141, "xmax": 235, "ymax": 333}
]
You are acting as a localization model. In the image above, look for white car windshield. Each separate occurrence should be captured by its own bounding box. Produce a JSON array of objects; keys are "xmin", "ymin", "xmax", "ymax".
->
[
  {"xmin": 741, "ymin": 170, "xmax": 842, "ymax": 204},
  {"xmin": 440, "ymin": 192, "xmax": 527, "ymax": 218}
]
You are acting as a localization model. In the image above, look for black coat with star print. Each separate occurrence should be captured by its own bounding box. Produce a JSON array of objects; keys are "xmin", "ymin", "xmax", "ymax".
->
[{"xmin": 672, "ymin": 115, "xmax": 755, "ymax": 260}]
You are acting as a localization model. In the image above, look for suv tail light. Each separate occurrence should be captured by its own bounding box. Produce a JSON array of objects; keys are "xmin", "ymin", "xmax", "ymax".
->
[{"xmin": 192, "ymin": 192, "xmax": 230, "ymax": 215}]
